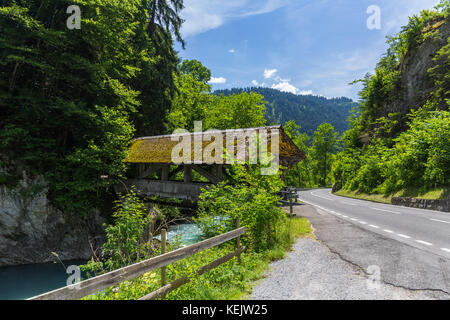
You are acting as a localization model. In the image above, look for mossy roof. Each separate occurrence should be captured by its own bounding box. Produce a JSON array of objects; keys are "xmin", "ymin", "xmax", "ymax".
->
[{"xmin": 124, "ymin": 126, "xmax": 305, "ymax": 167}]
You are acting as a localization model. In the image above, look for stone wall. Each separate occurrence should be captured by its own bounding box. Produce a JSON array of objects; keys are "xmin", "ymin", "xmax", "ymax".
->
[
  {"xmin": 0, "ymin": 171, "xmax": 105, "ymax": 267},
  {"xmin": 391, "ymin": 196, "xmax": 450, "ymax": 212}
]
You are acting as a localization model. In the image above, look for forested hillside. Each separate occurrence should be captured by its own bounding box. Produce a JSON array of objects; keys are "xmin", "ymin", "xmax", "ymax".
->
[
  {"xmin": 215, "ymin": 87, "xmax": 356, "ymax": 136},
  {"xmin": 332, "ymin": 1, "xmax": 450, "ymax": 197},
  {"xmin": 0, "ymin": 1, "xmax": 270, "ymax": 214}
]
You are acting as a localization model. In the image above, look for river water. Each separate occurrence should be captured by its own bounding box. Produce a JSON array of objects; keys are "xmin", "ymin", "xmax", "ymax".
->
[
  {"xmin": 0, "ymin": 260, "xmax": 86, "ymax": 300},
  {"xmin": 0, "ymin": 222, "xmax": 203, "ymax": 300}
]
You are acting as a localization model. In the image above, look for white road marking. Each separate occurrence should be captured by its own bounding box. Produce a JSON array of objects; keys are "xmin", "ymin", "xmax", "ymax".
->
[
  {"xmin": 340, "ymin": 201, "xmax": 356, "ymax": 206},
  {"xmin": 342, "ymin": 215, "xmax": 348, "ymax": 218},
  {"xmin": 310, "ymin": 191, "xmax": 334, "ymax": 201},
  {"xmin": 359, "ymin": 221, "xmax": 367, "ymax": 225},
  {"xmin": 383, "ymin": 229, "xmax": 394, "ymax": 233},
  {"xmin": 441, "ymin": 248, "xmax": 450, "ymax": 253},
  {"xmin": 430, "ymin": 218, "xmax": 450, "ymax": 224},
  {"xmin": 351, "ymin": 218, "xmax": 358, "ymax": 221},
  {"xmin": 415, "ymin": 240, "xmax": 433, "ymax": 246},
  {"xmin": 370, "ymin": 207, "xmax": 401, "ymax": 214},
  {"xmin": 397, "ymin": 234, "xmax": 411, "ymax": 239},
  {"xmin": 369, "ymin": 225, "xmax": 379, "ymax": 229}
]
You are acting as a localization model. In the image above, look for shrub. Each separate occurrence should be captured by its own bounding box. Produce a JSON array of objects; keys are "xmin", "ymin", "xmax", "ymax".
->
[{"xmin": 196, "ymin": 164, "xmax": 286, "ymax": 252}]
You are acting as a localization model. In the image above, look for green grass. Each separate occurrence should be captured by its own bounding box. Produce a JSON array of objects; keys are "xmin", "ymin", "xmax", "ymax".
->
[
  {"xmin": 82, "ymin": 217, "xmax": 313, "ymax": 300},
  {"xmin": 334, "ymin": 187, "xmax": 450, "ymax": 204}
]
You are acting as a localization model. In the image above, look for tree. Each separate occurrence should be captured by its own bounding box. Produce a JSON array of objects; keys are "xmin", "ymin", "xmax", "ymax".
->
[
  {"xmin": 166, "ymin": 72, "xmax": 267, "ymax": 132},
  {"xmin": 205, "ymin": 92, "xmax": 267, "ymax": 130},
  {"xmin": 179, "ymin": 59, "xmax": 212, "ymax": 84},
  {"xmin": 311, "ymin": 123, "xmax": 339, "ymax": 186},
  {"xmin": 147, "ymin": 0, "xmax": 185, "ymax": 48},
  {"xmin": 283, "ymin": 121, "xmax": 314, "ymax": 188},
  {"xmin": 166, "ymin": 73, "xmax": 211, "ymax": 132},
  {"xmin": 0, "ymin": 0, "xmax": 185, "ymax": 211}
]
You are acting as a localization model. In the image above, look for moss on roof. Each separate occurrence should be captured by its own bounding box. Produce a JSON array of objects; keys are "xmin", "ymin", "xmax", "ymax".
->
[{"xmin": 124, "ymin": 126, "xmax": 305, "ymax": 167}]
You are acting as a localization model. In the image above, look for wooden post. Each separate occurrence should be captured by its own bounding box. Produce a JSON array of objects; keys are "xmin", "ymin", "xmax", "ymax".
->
[
  {"xmin": 161, "ymin": 165, "xmax": 169, "ymax": 181},
  {"xmin": 289, "ymin": 192, "xmax": 293, "ymax": 216},
  {"xmin": 161, "ymin": 228, "xmax": 167, "ymax": 296},
  {"xmin": 216, "ymin": 165, "xmax": 223, "ymax": 181},
  {"xmin": 184, "ymin": 165, "xmax": 192, "ymax": 183},
  {"xmin": 236, "ymin": 217, "xmax": 241, "ymax": 264},
  {"xmin": 148, "ymin": 221, "xmax": 153, "ymax": 242}
]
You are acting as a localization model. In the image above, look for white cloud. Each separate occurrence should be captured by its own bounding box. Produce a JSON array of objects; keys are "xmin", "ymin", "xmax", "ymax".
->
[
  {"xmin": 298, "ymin": 90, "xmax": 313, "ymax": 96},
  {"xmin": 264, "ymin": 68, "xmax": 278, "ymax": 79},
  {"xmin": 228, "ymin": 49, "xmax": 236, "ymax": 54},
  {"xmin": 239, "ymin": 0, "xmax": 291, "ymax": 17},
  {"xmin": 271, "ymin": 81, "xmax": 299, "ymax": 94},
  {"xmin": 252, "ymin": 80, "xmax": 259, "ymax": 86},
  {"xmin": 209, "ymin": 77, "xmax": 227, "ymax": 84},
  {"xmin": 181, "ymin": 0, "xmax": 291, "ymax": 37}
]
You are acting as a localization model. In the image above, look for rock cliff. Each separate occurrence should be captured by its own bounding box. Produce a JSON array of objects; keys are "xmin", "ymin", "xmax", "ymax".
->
[{"xmin": 0, "ymin": 170, "xmax": 105, "ymax": 267}]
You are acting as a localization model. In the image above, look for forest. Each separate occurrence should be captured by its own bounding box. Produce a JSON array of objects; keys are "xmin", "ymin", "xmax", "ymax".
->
[
  {"xmin": 215, "ymin": 87, "xmax": 356, "ymax": 136},
  {"xmin": 0, "ymin": 0, "xmax": 350, "ymax": 214}
]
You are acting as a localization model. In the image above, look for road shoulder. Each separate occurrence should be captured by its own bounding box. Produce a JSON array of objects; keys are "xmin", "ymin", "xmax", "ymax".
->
[{"xmin": 293, "ymin": 204, "xmax": 450, "ymax": 298}]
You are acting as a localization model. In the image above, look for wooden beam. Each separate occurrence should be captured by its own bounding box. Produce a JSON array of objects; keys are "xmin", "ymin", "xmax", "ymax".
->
[
  {"xmin": 168, "ymin": 166, "xmax": 184, "ymax": 179},
  {"xmin": 139, "ymin": 164, "xmax": 163, "ymax": 179},
  {"xmin": 138, "ymin": 246, "xmax": 246, "ymax": 300},
  {"xmin": 191, "ymin": 165, "xmax": 220, "ymax": 184},
  {"xmin": 28, "ymin": 227, "xmax": 245, "ymax": 300}
]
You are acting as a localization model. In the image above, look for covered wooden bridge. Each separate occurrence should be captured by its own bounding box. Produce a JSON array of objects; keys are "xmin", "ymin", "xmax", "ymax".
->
[{"xmin": 115, "ymin": 125, "xmax": 305, "ymax": 201}]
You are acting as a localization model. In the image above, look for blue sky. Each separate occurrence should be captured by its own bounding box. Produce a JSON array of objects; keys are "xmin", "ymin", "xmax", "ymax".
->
[{"xmin": 175, "ymin": 0, "xmax": 441, "ymax": 100}]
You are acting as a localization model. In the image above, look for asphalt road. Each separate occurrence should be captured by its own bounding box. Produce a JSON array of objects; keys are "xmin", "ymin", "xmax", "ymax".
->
[{"xmin": 297, "ymin": 189, "xmax": 450, "ymax": 259}]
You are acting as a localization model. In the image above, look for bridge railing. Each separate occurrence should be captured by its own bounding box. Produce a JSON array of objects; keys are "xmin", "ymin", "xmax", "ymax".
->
[{"xmin": 28, "ymin": 218, "xmax": 245, "ymax": 300}]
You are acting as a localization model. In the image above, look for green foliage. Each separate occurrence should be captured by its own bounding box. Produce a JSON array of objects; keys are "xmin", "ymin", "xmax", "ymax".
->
[
  {"xmin": 166, "ymin": 73, "xmax": 211, "ymax": 132},
  {"xmin": 310, "ymin": 123, "xmax": 339, "ymax": 186},
  {"xmin": 83, "ymin": 217, "xmax": 312, "ymax": 300},
  {"xmin": 166, "ymin": 72, "xmax": 267, "ymax": 132},
  {"xmin": 333, "ymin": 4, "xmax": 450, "ymax": 195},
  {"xmin": 333, "ymin": 108, "xmax": 450, "ymax": 194},
  {"xmin": 429, "ymin": 38, "xmax": 450, "ymax": 103},
  {"xmin": 283, "ymin": 121, "xmax": 340, "ymax": 188},
  {"xmin": 354, "ymin": 3, "xmax": 449, "ymax": 133},
  {"xmin": 205, "ymin": 92, "xmax": 267, "ymax": 130},
  {"xmin": 179, "ymin": 59, "xmax": 211, "ymax": 83},
  {"xmin": 101, "ymin": 190, "xmax": 153, "ymax": 271},
  {"xmin": 283, "ymin": 121, "xmax": 314, "ymax": 188},
  {"xmin": 196, "ymin": 164, "xmax": 286, "ymax": 252},
  {"xmin": 79, "ymin": 189, "xmax": 154, "ymax": 277},
  {"xmin": 0, "ymin": 0, "xmax": 184, "ymax": 212},
  {"xmin": 382, "ymin": 109, "xmax": 450, "ymax": 191}
]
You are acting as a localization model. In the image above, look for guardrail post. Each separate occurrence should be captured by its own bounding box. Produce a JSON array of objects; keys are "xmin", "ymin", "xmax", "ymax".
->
[
  {"xmin": 161, "ymin": 228, "xmax": 167, "ymax": 298},
  {"xmin": 236, "ymin": 217, "xmax": 241, "ymax": 264},
  {"xmin": 289, "ymin": 192, "xmax": 293, "ymax": 215}
]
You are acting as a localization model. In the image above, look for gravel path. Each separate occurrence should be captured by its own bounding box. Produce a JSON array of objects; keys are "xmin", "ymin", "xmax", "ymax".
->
[{"xmin": 250, "ymin": 238, "xmax": 442, "ymax": 300}]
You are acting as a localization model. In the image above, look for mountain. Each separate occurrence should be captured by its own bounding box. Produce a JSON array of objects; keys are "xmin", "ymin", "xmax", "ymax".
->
[{"xmin": 214, "ymin": 87, "xmax": 357, "ymax": 136}]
